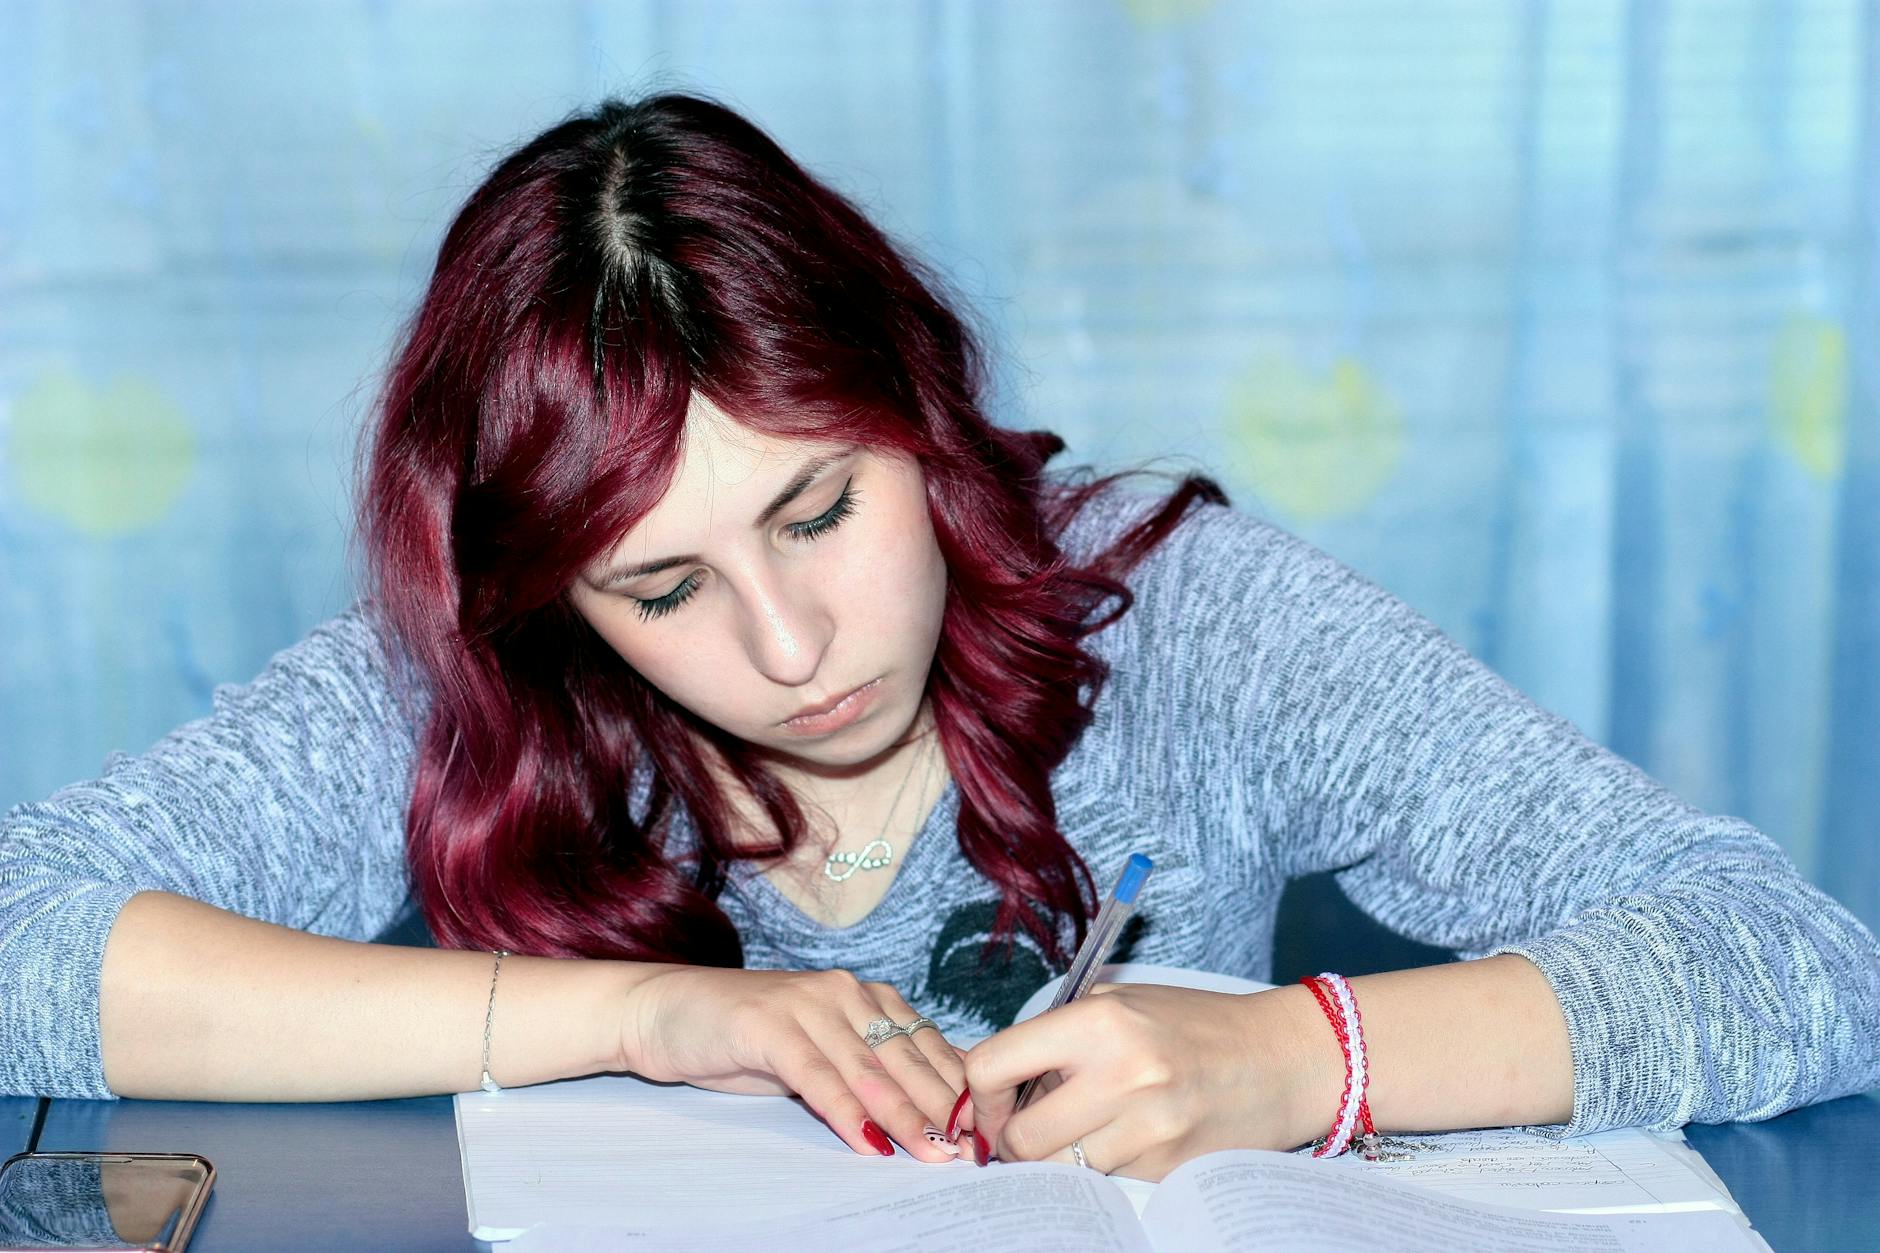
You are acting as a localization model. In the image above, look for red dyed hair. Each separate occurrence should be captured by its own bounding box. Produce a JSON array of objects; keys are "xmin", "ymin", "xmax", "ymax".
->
[{"xmin": 363, "ymin": 94, "xmax": 1225, "ymax": 968}]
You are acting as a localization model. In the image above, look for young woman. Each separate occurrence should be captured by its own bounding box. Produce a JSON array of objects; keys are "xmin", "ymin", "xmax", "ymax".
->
[{"xmin": 2, "ymin": 93, "xmax": 1875, "ymax": 1184}]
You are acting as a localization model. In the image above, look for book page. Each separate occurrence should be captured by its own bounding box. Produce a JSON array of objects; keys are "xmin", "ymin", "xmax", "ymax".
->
[
  {"xmin": 1004, "ymin": 1127, "xmax": 1734, "ymax": 1224},
  {"xmin": 1142, "ymin": 1151, "xmax": 1766, "ymax": 1253},
  {"xmin": 456, "ymin": 1076, "xmax": 979, "ymax": 1240},
  {"xmin": 459, "ymin": 964, "xmax": 1741, "ymax": 1241},
  {"xmin": 1355, "ymin": 1126, "xmax": 1739, "ymax": 1213},
  {"xmin": 504, "ymin": 1165, "xmax": 1151, "ymax": 1253}
]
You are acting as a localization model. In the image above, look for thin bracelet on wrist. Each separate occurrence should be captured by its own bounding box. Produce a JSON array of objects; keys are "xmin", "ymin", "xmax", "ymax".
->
[
  {"xmin": 480, "ymin": 949, "xmax": 512, "ymax": 1094},
  {"xmin": 1298, "ymin": 972, "xmax": 1417, "ymax": 1162}
]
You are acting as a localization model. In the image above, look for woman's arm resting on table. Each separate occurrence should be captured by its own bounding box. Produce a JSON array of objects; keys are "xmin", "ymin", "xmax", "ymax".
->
[
  {"xmin": 98, "ymin": 889, "xmax": 642, "ymax": 1102},
  {"xmin": 965, "ymin": 953, "xmax": 1569, "ymax": 1179},
  {"xmin": 1337, "ymin": 953, "xmax": 1573, "ymax": 1133},
  {"xmin": 1, "ymin": 608, "xmax": 967, "ymax": 1156},
  {"xmin": 969, "ymin": 499, "xmax": 1880, "ymax": 1177},
  {"xmin": 98, "ymin": 891, "xmax": 970, "ymax": 1161},
  {"xmin": 0, "ymin": 608, "xmax": 426, "ymax": 1100},
  {"xmin": 1177, "ymin": 505, "xmax": 1880, "ymax": 1136}
]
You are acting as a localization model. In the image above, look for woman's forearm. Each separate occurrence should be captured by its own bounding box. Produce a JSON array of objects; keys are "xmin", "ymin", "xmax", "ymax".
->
[
  {"xmin": 1265, "ymin": 953, "xmax": 1575, "ymax": 1142},
  {"xmin": 99, "ymin": 890, "xmax": 658, "ymax": 1101}
]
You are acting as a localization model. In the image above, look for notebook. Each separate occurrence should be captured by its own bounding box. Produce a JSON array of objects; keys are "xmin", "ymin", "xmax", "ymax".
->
[{"xmin": 456, "ymin": 964, "xmax": 1766, "ymax": 1250}]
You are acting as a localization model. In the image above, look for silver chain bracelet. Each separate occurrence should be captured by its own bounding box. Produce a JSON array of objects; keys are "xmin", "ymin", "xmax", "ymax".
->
[{"xmin": 479, "ymin": 949, "xmax": 512, "ymax": 1094}]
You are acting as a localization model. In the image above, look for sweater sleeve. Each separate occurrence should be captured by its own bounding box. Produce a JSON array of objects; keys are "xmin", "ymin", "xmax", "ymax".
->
[
  {"xmin": 1153, "ymin": 501, "xmax": 1880, "ymax": 1138},
  {"xmin": 0, "ymin": 606, "xmax": 422, "ymax": 1099}
]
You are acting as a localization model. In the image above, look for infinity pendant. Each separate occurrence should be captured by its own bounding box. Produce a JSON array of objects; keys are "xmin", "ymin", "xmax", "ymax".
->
[{"xmin": 824, "ymin": 838, "xmax": 894, "ymax": 882}]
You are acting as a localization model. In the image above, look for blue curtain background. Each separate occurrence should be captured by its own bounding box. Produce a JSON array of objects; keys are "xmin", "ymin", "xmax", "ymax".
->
[{"xmin": 2, "ymin": 1, "xmax": 1874, "ymax": 929}]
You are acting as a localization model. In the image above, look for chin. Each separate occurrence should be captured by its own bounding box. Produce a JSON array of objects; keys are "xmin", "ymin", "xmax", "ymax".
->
[
  {"xmin": 770, "ymin": 703, "xmax": 923, "ymax": 771},
  {"xmin": 794, "ymin": 726, "xmax": 904, "ymax": 768}
]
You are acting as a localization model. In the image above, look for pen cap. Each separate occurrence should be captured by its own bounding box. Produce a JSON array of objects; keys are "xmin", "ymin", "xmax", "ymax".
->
[{"xmin": 1112, "ymin": 853, "xmax": 1153, "ymax": 905}]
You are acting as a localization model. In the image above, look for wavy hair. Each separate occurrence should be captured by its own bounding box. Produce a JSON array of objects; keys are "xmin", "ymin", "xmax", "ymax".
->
[{"xmin": 363, "ymin": 93, "xmax": 1226, "ymax": 969}]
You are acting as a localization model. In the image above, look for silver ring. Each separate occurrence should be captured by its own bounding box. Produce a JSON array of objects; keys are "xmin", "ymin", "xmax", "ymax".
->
[
  {"xmin": 1072, "ymin": 1138, "xmax": 1091, "ymax": 1170},
  {"xmin": 862, "ymin": 1017, "xmax": 911, "ymax": 1049},
  {"xmin": 863, "ymin": 1015, "xmax": 940, "ymax": 1049}
]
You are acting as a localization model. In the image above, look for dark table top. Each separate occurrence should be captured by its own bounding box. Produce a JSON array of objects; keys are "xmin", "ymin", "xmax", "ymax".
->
[
  {"xmin": 34, "ymin": 1095, "xmax": 472, "ymax": 1252},
  {"xmin": 14, "ymin": 1089, "xmax": 1880, "ymax": 1251},
  {"xmin": 1686, "ymin": 1090, "xmax": 1880, "ymax": 1252},
  {"xmin": 1, "ymin": 1099, "xmax": 36, "ymax": 1159}
]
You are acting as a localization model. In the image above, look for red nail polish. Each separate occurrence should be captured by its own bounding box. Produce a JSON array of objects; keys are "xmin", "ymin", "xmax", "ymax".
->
[
  {"xmin": 862, "ymin": 1119, "xmax": 894, "ymax": 1156},
  {"xmin": 946, "ymin": 1089, "xmax": 972, "ymax": 1141},
  {"xmin": 972, "ymin": 1130, "xmax": 990, "ymax": 1166}
]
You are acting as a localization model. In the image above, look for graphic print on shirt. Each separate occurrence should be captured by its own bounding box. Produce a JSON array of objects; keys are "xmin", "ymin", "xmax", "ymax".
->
[
  {"xmin": 920, "ymin": 900, "xmax": 1055, "ymax": 1030},
  {"xmin": 919, "ymin": 898, "xmax": 1149, "ymax": 1030}
]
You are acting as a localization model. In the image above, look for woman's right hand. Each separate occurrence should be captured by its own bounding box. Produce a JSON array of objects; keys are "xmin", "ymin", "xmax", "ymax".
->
[{"xmin": 617, "ymin": 964, "xmax": 979, "ymax": 1163}]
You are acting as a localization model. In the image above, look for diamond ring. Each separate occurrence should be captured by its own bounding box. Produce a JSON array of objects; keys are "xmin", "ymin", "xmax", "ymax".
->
[{"xmin": 862, "ymin": 1017, "xmax": 913, "ymax": 1049}]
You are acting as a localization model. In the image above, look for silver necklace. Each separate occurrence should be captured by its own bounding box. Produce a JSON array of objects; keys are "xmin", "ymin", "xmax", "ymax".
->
[{"xmin": 823, "ymin": 738, "xmax": 930, "ymax": 883}]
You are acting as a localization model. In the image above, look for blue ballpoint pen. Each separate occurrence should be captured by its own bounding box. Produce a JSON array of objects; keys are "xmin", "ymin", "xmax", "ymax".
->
[{"xmin": 1012, "ymin": 851, "xmax": 1154, "ymax": 1112}]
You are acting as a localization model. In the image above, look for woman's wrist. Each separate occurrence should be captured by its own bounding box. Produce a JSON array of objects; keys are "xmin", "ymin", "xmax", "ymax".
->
[
  {"xmin": 1348, "ymin": 956, "xmax": 1574, "ymax": 1133},
  {"xmin": 1242, "ymin": 982, "xmax": 1350, "ymax": 1150},
  {"xmin": 480, "ymin": 954, "xmax": 674, "ymax": 1086},
  {"xmin": 595, "ymin": 959, "xmax": 685, "ymax": 1076}
]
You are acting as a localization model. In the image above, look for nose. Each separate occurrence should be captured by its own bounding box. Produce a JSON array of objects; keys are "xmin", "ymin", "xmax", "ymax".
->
[{"xmin": 733, "ymin": 563, "xmax": 833, "ymax": 689}]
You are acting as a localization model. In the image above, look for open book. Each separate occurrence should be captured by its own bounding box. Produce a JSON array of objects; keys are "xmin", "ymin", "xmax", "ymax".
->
[
  {"xmin": 457, "ymin": 964, "xmax": 1767, "ymax": 1251},
  {"xmin": 501, "ymin": 1151, "xmax": 1760, "ymax": 1252}
]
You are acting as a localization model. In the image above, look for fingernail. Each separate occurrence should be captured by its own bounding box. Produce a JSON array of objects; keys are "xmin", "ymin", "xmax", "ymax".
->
[
  {"xmin": 862, "ymin": 1119, "xmax": 894, "ymax": 1156},
  {"xmin": 946, "ymin": 1088, "xmax": 973, "ymax": 1141},
  {"xmin": 922, "ymin": 1125, "xmax": 962, "ymax": 1158},
  {"xmin": 972, "ymin": 1129, "xmax": 990, "ymax": 1167}
]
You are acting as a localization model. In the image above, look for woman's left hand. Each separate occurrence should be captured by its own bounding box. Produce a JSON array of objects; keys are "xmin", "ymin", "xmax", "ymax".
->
[{"xmin": 961, "ymin": 982, "xmax": 1337, "ymax": 1181}]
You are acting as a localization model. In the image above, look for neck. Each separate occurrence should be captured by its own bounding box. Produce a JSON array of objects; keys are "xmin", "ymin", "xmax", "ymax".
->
[
  {"xmin": 711, "ymin": 704, "xmax": 946, "ymax": 857},
  {"xmin": 774, "ymin": 708, "xmax": 937, "ymax": 821}
]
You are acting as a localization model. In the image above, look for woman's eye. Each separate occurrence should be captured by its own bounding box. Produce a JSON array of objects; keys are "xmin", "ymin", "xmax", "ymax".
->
[
  {"xmin": 786, "ymin": 482, "xmax": 859, "ymax": 542},
  {"xmin": 633, "ymin": 572, "xmax": 701, "ymax": 622},
  {"xmin": 630, "ymin": 483, "xmax": 859, "ymax": 622}
]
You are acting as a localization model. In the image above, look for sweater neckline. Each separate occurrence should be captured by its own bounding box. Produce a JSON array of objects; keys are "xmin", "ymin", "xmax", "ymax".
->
[{"xmin": 724, "ymin": 777, "xmax": 963, "ymax": 940}]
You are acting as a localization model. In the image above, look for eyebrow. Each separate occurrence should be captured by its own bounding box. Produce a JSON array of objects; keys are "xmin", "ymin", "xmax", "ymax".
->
[{"xmin": 591, "ymin": 447, "xmax": 856, "ymax": 587}]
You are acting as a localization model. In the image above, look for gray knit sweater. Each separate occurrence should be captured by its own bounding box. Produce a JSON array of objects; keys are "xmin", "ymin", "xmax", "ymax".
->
[{"xmin": 3, "ymin": 486, "xmax": 1876, "ymax": 1140}]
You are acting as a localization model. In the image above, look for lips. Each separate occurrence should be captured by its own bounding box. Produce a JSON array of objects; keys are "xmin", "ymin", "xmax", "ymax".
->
[
  {"xmin": 778, "ymin": 673, "xmax": 879, "ymax": 733},
  {"xmin": 782, "ymin": 679, "xmax": 877, "ymax": 727}
]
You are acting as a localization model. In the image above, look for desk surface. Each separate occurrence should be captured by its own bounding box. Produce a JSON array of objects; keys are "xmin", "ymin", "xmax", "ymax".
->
[
  {"xmin": 22, "ymin": 1090, "xmax": 1880, "ymax": 1251},
  {"xmin": 1686, "ymin": 1092, "xmax": 1880, "ymax": 1251},
  {"xmin": 1, "ymin": 1099, "xmax": 35, "ymax": 1159},
  {"xmin": 37, "ymin": 1096, "xmax": 470, "ymax": 1252}
]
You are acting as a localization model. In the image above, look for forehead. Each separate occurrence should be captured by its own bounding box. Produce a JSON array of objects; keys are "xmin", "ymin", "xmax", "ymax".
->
[
  {"xmin": 665, "ymin": 398, "xmax": 816, "ymax": 494},
  {"xmin": 626, "ymin": 396, "xmax": 852, "ymax": 536}
]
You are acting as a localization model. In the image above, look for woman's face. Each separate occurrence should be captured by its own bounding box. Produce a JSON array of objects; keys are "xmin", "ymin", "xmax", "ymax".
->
[{"xmin": 567, "ymin": 397, "xmax": 949, "ymax": 779}]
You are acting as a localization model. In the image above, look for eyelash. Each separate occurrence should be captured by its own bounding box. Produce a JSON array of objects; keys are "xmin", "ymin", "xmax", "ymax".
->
[{"xmin": 632, "ymin": 482, "xmax": 861, "ymax": 622}]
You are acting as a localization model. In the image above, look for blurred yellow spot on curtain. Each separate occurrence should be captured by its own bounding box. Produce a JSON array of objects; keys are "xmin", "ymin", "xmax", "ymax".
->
[
  {"xmin": 8, "ymin": 371, "xmax": 197, "ymax": 537},
  {"xmin": 1222, "ymin": 353, "xmax": 1405, "ymax": 522},
  {"xmin": 1768, "ymin": 316, "xmax": 1846, "ymax": 482}
]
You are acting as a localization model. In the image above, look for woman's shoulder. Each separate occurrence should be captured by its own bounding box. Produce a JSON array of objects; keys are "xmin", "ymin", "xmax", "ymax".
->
[
  {"xmin": 1047, "ymin": 468, "xmax": 1312, "ymax": 594},
  {"xmin": 186, "ymin": 602, "xmax": 428, "ymax": 751},
  {"xmin": 241, "ymin": 599, "xmax": 407, "ymax": 687},
  {"xmin": 1047, "ymin": 469, "xmax": 1422, "ymax": 676}
]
